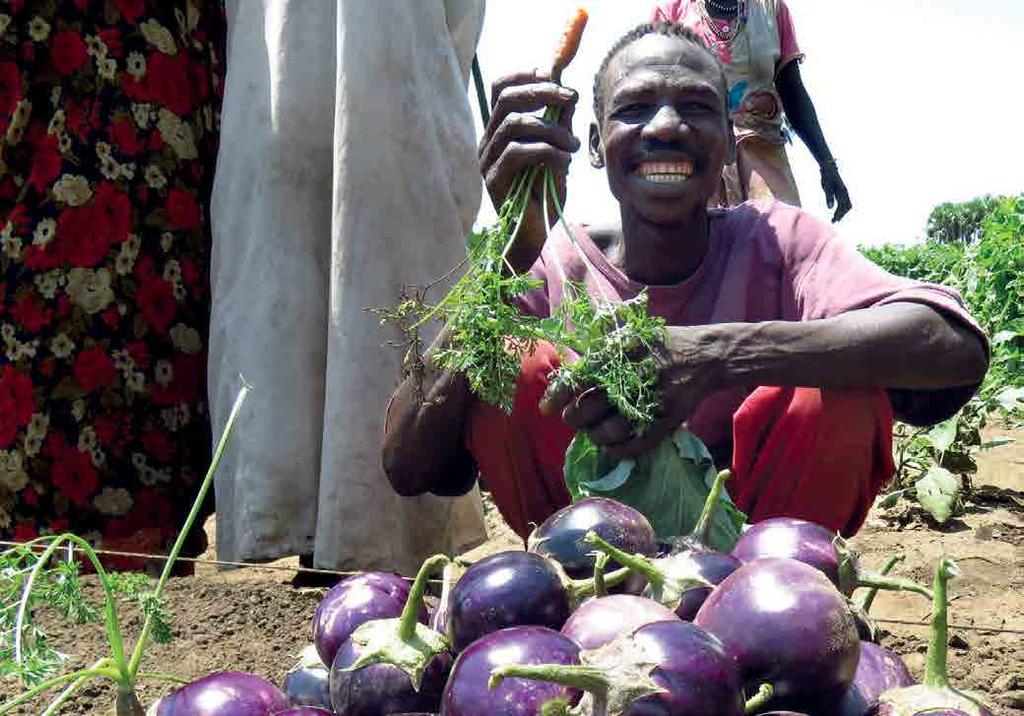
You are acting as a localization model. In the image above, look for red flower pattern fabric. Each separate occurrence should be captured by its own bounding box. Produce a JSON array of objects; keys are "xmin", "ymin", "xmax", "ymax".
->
[{"xmin": 0, "ymin": 1, "xmax": 224, "ymax": 571}]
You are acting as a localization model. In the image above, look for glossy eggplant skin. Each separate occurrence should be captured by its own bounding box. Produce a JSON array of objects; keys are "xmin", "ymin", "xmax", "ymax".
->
[
  {"xmin": 837, "ymin": 642, "xmax": 914, "ymax": 716},
  {"xmin": 329, "ymin": 641, "xmax": 452, "ymax": 716},
  {"xmin": 282, "ymin": 663, "xmax": 332, "ymax": 710},
  {"xmin": 731, "ymin": 518, "xmax": 841, "ymax": 589},
  {"xmin": 446, "ymin": 551, "xmax": 572, "ymax": 653},
  {"xmin": 620, "ymin": 620, "xmax": 746, "ymax": 716},
  {"xmin": 560, "ymin": 595, "xmax": 678, "ymax": 649},
  {"xmin": 154, "ymin": 672, "xmax": 289, "ymax": 715},
  {"xmin": 312, "ymin": 572, "xmax": 426, "ymax": 667},
  {"xmin": 529, "ymin": 497, "xmax": 656, "ymax": 594},
  {"xmin": 440, "ymin": 626, "xmax": 581, "ymax": 716},
  {"xmin": 668, "ymin": 550, "xmax": 742, "ymax": 620},
  {"xmin": 694, "ymin": 558, "xmax": 860, "ymax": 709}
]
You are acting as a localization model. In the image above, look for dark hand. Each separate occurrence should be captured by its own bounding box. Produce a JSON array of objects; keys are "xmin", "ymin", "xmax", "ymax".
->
[
  {"xmin": 538, "ymin": 328, "xmax": 723, "ymax": 460},
  {"xmin": 821, "ymin": 161, "xmax": 852, "ymax": 223},
  {"xmin": 479, "ymin": 70, "xmax": 580, "ymax": 272}
]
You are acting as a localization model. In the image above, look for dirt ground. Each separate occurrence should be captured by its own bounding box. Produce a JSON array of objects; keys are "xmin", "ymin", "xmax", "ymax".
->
[{"xmin": 2, "ymin": 424, "xmax": 1022, "ymax": 715}]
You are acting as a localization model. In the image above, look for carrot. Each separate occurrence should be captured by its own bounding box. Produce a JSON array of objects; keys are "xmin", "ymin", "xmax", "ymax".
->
[{"xmin": 551, "ymin": 7, "xmax": 589, "ymax": 82}]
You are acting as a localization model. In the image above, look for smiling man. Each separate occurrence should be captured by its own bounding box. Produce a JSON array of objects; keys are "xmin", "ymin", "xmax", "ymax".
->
[{"xmin": 382, "ymin": 23, "xmax": 988, "ymax": 540}]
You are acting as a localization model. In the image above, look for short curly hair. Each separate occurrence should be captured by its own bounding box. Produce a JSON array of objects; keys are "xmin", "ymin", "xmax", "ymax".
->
[{"xmin": 592, "ymin": 22, "xmax": 725, "ymax": 123}]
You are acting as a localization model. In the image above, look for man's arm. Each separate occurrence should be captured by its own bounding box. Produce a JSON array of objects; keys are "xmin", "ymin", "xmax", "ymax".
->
[
  {"xmin": 544, "ymin": 303, "xmax": 988, "ymax": 460},
  {"xmin": 776, "ymin": 62, "xmax": 852, "ymax": 223},
  {"xmin": 382, "ymin": 72, "xmax": 580, "ymax": 496}
]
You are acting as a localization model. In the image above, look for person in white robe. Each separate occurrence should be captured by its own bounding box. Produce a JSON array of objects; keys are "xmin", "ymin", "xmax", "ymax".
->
[{"xmin": 209, "ymin": 0, "xmax": 488, "ymax": 573}]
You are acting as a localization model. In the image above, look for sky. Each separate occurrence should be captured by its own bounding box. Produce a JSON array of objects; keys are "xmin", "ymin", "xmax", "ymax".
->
[{"xmin": 470, "ymin": 0, "xmax": 1024, "ymax": 246}]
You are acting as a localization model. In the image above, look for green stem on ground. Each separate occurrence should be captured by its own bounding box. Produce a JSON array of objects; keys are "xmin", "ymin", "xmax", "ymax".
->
[
  {"xmin": 0, "ymin": 665, "xmax": 118, "ymax": 714},
  {"xmin": 13, "ymin": 534, "xmax": 130, "ymax": 690},
  {"xmin": 743, "ymin": 683, "xmax": 774, "ymax": 714},
  {"xmin": 924, "ymin": 557, "xmax": 958, "ymax": 688},
  {"xmin": 855, "ymin": 554, "xmax": 904, "ymax": 613},
  {"xmin": 488, "ymin": 663, "xmax": 611, "ymax": 695},
  {"xmin": 691, "ymin": 469, "xmax": 731, "ymax": 547},
  {"xmin": 583, "ymin": 532, "xmax": 663, "ymax": 586},
  {"xmin": 399, "ymin": 555, "xmax": 450, "ymax": 640},
  {"xmin": 128, "ymin": 380, "xmax": 251, "ymax": 679}
]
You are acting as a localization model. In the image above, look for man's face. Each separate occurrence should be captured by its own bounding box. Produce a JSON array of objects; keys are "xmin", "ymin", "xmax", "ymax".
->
[{"xmin": 593, "ymin": 34, "xmax": 734, "ymax": 225}]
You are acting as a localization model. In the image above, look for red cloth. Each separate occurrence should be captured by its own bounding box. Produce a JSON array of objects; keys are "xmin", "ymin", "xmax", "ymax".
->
[{"xmin": 466, "ymin": 342, "xmax": 895, "ymax": 540}]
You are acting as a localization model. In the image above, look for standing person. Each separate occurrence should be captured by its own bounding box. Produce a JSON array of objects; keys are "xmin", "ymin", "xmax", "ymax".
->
[
  {"xmin": 209, "ymin": 0, "xmax": 487, "ymax": 574},
  {"xmin": 652, "ymin": 0, "xmax": 852, "ymax": 221},
  {"xmin": 0, "ymin": 0, "xmax": 224, "ymax": 568}
]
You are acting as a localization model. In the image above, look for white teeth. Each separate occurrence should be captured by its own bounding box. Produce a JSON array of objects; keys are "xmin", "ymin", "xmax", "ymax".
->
[{"xmin": 637, "ymin": 161, "xmax": 694, "ymax": 181}]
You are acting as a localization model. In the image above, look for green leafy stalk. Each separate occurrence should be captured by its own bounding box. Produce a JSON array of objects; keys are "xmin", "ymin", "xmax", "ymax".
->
[
  {"xmin": 128, "ymin": 380, "xmax": 251, "ymax": 678},
  {"xmin": 924, "ymin": 557, "xmax": 958, "ymax": 688}
]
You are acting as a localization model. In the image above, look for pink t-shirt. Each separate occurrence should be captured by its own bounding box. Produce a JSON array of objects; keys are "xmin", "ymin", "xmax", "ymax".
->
[
  {"xmin": 516, "ymin": 201, "xmax": 985, "ymax": 452},
  {"xmin": 651, "ymin": 0, "xmax": 803, "ymax": 143}
]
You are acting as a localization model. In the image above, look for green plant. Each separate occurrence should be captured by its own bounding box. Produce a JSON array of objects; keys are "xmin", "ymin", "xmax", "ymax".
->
[
  {"xmin": 925, "ymin": 195, "xmax": 1003, "ymax": 244},
  {"xmin": 864, "ymin": 195, "xmax": 1024, "ymax": 522},
  {"xmin": 0, "ymin": 383, "xmax": 251, "ymax": 715}
]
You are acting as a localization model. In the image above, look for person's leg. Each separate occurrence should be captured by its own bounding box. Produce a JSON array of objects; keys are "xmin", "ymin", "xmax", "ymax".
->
[
  {"xmin": 738, "ymin": 137, "xmax": 802, "ymax": 207},
  {"xmin": 464, "ymin": 342, "xmax": 575, "ymax": 539},
  {"xmin": 730, "ymin": 386, "xmax": 895, "ymax": 536}
]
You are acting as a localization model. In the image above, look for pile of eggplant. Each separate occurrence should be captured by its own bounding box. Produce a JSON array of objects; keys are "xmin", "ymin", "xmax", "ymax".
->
[{"xmin": 149, "ymin": 473, "xmax": 991, "ymax": 715}]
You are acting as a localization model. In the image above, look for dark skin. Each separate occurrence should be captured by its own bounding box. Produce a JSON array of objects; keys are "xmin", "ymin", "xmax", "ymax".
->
[
  {"xmin": 381, "ymin": 34, "xmax": 988, "ymax": 498},
  {"xmin": 707, "ymin": 0, "xmax": 852, "ymax": 222}
]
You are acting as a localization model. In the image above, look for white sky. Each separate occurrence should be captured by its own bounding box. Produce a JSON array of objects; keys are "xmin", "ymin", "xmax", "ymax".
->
[{"xmin": 470, "ymin": 0, "xmax": 1024, "ymax": 246}]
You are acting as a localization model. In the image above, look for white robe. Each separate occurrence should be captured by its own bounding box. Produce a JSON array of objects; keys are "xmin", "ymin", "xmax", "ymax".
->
[{"xmin": 209, "ymin": 0, "xmax": 488, "ymax": 572}]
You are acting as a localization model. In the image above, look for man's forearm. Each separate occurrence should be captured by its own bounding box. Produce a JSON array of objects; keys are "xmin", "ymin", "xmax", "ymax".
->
[{"xmin": 678, "ymin": 303, "xmax": 987, "ymax": 393}]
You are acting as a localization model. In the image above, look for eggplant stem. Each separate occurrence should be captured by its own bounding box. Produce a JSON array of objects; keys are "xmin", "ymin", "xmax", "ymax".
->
[
  {"xmin": 924, "ymin": 557, "xmax": 958, "ymax": 688},
  {"xmin": 583, "ymin": 531, "xmax": 663, "ymax": 585},
  {"xmin": 692, "ymin": 469, "xmax": 731, "ymax": 548},
  {"xmin": 855, "ymin": 554, "xmax": 904, "ymax": 613},
  {"xmin": 399, "ymin": 554, "xmax": 450, "ymax": 641},
  {"xmin": 743, "ymin": 683, "xmax": 774, "ymax": 714},
  {"xmin": 566, "ymin": 565, "xmax": 631, "ymax": 606},
  {"xmin": 856, "ymin": 572, "xmax": 932, "ymax": 601},
  {"xmin": 593, "ymin": 553, "xmax": 610, "ymax": 598},
  {"xmin": 488, "ymin": 663, "xmax": 610, "ymax": 695}
]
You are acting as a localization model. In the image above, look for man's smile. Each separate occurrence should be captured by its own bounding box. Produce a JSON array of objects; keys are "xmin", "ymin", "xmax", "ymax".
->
[{"xmin": 634, "ymin": 159, "xmax": 695, "ymax": 184}]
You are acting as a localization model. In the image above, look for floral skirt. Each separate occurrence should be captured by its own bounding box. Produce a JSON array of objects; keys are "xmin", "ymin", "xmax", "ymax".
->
[{"xmin": 0, "ymin": 0, "xmax": 223, "ymax": 570}]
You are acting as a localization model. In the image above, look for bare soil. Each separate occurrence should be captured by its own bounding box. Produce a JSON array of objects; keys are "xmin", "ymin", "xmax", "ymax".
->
[{"xmin": 3, "ymin": 425, "xmax": 1022, "ymax": 715}]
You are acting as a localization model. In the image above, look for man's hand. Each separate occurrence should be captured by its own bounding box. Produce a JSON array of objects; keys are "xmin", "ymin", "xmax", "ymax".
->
[
  {"xmin": 821, "ymin": 161, "xmax": 852, "ymax": 223},
  {"xmin": 539, "ymin": 327, "xmax": 724, "ymax": 460},
  {"xmin": 479, "ymin": 70, "xmax": 580, "ymax": 273}
]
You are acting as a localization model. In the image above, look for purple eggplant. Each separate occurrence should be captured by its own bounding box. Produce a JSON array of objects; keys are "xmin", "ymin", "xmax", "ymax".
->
[
  {"xmin": 273, "ymin": 709, "xmax": 334, "ymax": 715},
  {"xmin": 667, "ymin": 550, "xmax": 742, "ymax": 620},
  {"xmin": 330, "ymin": 555, "xmax": 453, "ymax": 716},
  {"xmin": 560, "ymin": 594, "xmax": 678, "ymax": 649},
  {"xmin": 153, "ymin": 672, "xmax": 289, "ymax": 715},
  {"xmin": 694, "ymin": 557, "xmax": 861, "ymax": 709},
  {"xmin": 441, "ymin": 626, "xmax": 582, "ymax": 716},
  {"xmin": 732, "ymin": 520, "xmax": 930, "ymax": 606},
  {"xmin": 582, "ymin": 531, "xmax": 722, "ymax": 620},
  {"xmin": 489, "ymin": 619, "xmax": 746, "ymax": 715},
  {"xmin": 837, "ymin": 641, "xmax": 914, "ymax": 716},
  {"xmin": 312, "ymin": 571, "xmax": 426, "ymax": 668},
  {"xmin": 446, "ymin": 551, "xmax": 609, "ymax": 653},
  {"xmin": 281, "ymin": 646, "xmax": 332, "ymax": 710},
  {"xmin": 528, "ymin": 497, "xmax": 656, "ymax": 594},
  {"xmin": 874, "ymin": 558, "xmax": 993, "ymax": 716},
  {"xmin": 731, "ymin": 517, "xmax": 842, "ymax": 586}
]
